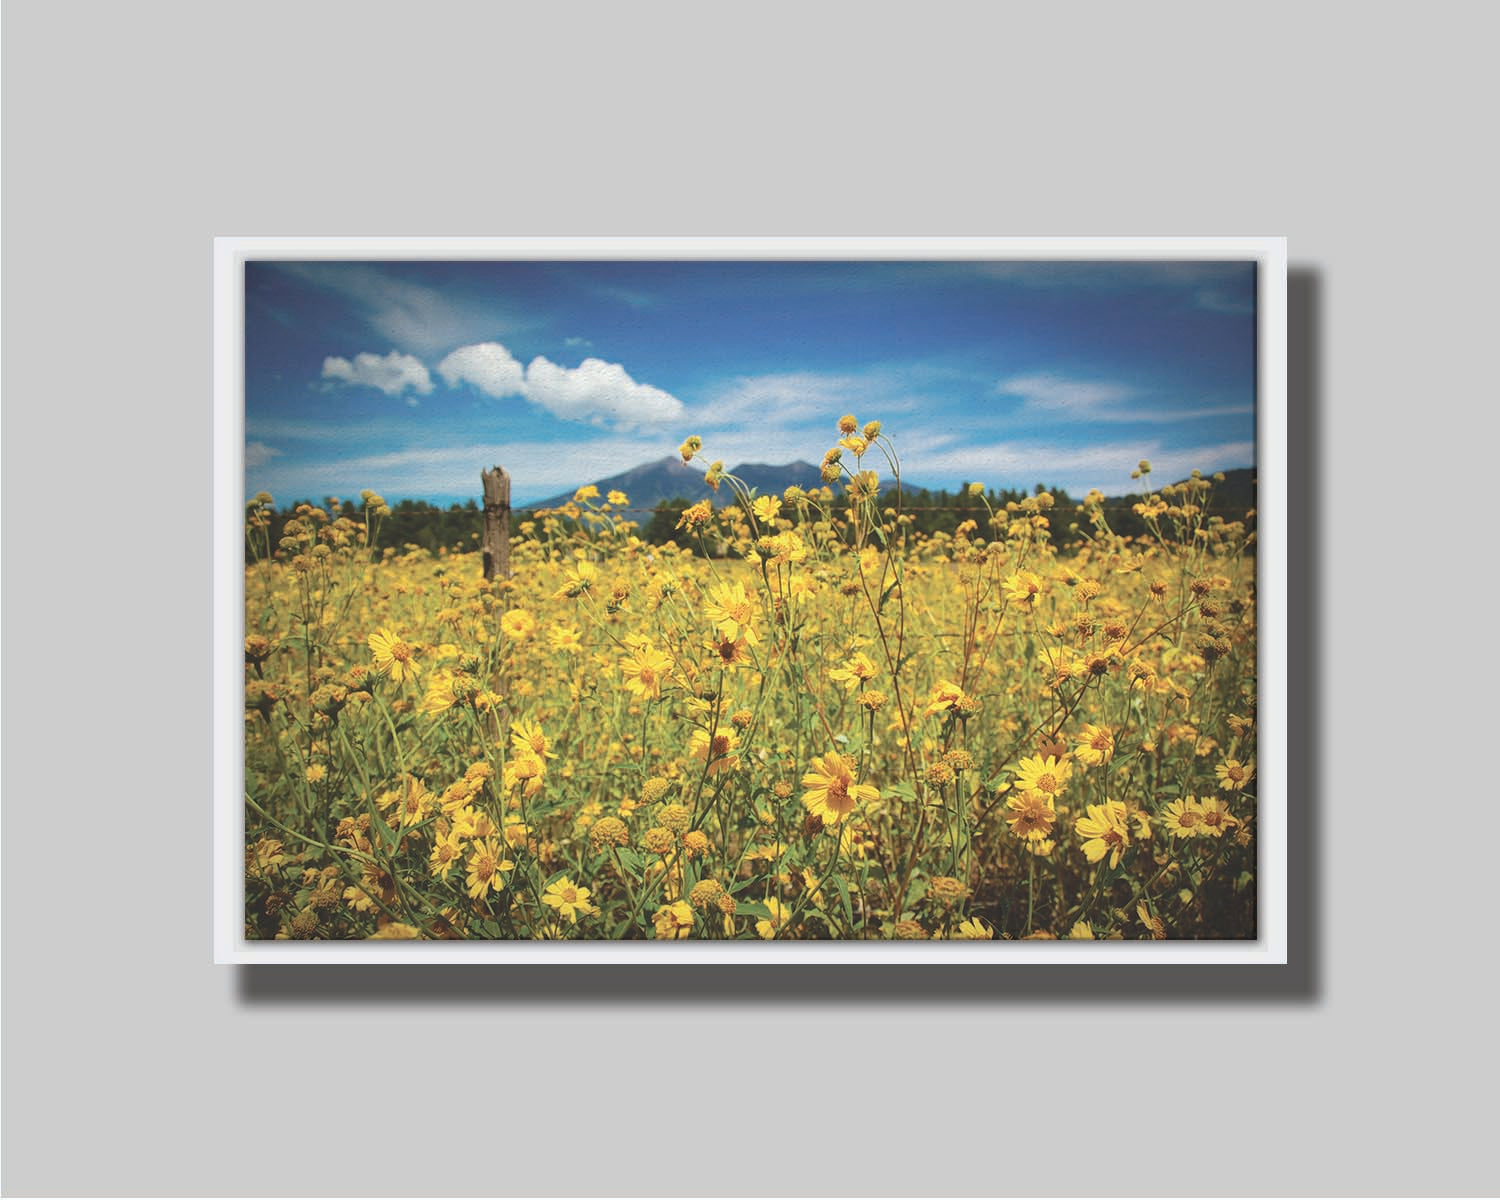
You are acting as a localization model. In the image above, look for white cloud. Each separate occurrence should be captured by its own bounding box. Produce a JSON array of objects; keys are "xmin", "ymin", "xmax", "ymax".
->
[
  {"xmin": 903, "ymin": 438, "xmax": 1256, "ymax": 497},
  {"xmin": 322, "ymin": 350, "xmax": 434, "ymax": 397},
  {"xmin": 997, "ymin": 372, "xmax": 1253, "ymax": 424},
  {"xmin": 274, "ymin": 263, "xmax": 530, "ymax": 356},
  {"xmin": 245, "ymin": 441, "xmax": 282, "ymax": 469},
  {"xmin": 433, "ymin": 341, "xmax": 684, "ymax": 430},
  {"xmin": 247, "ymin": 437, "xmax": 681, "ymax": 505},
  {"xmin": 436, "ymin": 342, "xmax": 526, "ymax": 398},
  {"xmin": 688, "ymin": 366, "xmax": 944, "ymax": 435},
  {"xmin": 521, "ymin": 355, "xmax": 683, "ymax": 429},
  {"xmin": 999, "ymin": 373, "xmax": 1137, "ymax": 412}
]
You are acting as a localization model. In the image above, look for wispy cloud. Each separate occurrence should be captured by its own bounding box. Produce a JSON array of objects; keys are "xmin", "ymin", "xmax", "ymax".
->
[
  {"xmin": 953, "ymin": 261, "xmax": 1256, "ymax": 315},
  {"xmin": 999, "ymin": 373, "xmax": 1137, "ymax": 413},
  {"xmin": 997, "ymin": 373, "xmax": 1251, "ymax": 424},
  {"xmin": 322, "ymin": 351, "xmax": 433, "ymax": 398},
  {"xmin": 273, "ymin": 263, "xmax": 530, "ymax": 355},
  {"xmin": 904, "ymin": 438, "xmax": 1255, "ymax": 496},
  {"xmin": 249, "ymin": 437, "xmax": 683, "ymax": 504},
  {"xmin": 245, "ymin": 441, "xmax": 282, "ymax": 469},
  {"xmin": 588, "ymin": 282, "xmax": 654, "ymax": 310},
  {"xmin": 688, "ymin": 365, "xmax": 953, "ymax": 434}
]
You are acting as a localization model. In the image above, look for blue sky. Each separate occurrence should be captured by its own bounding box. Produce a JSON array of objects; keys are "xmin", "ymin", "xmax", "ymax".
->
[{"xmin": 244, "ymin": 259, "xmax": 1257, "ymax": 507}]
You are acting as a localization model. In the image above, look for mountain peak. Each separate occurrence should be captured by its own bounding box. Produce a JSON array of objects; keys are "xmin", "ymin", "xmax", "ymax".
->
[{"xmin": 524, "ymin": 456, "xmax": 827, "ymax": 512}]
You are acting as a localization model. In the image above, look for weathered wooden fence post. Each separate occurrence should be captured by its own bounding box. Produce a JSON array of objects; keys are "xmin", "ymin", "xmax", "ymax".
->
[{"xmin": 481, "ymin": 466, "xmax": 511, "ymax": 580}]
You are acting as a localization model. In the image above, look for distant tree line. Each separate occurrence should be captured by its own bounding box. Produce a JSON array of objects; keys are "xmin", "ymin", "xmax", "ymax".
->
[
  {"xmin": 247, "ymin": 498, "xmax": 490, "ymax": 564},
  {"xmin": 249, "ymin": 475, "xmax": 1253, "ymax": 564}
]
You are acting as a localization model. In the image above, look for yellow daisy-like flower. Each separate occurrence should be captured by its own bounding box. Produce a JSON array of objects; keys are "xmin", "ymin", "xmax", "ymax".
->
[
  {"xmin": 607, "ymin": 489, "xmax": 629, "ymax": 506},
  {"xmin": 1160, "ymin": 796, "xmax": 1205, "ymax": 839},
  {"xmin": 417, "ymin": 668, "xmax": 462, "ymax": 715},
  {"xmin": 800, "ymin": 751, "xmax": 879, "ymax": 827},
  {"xmin": 1013, "ymin": 754, "xmax": 1073, "ymax": 800},
  {"xmin": 499, "ymin": 608, "xmax": 537, "ymax": 642},
  {"xmin": 956, "ymin": 916, "xmax": 994, "ymax": 940},
  {"xmin": 689, "ymin": 727, "xmax": 741, "ymax": 776},
  {"xmin": 1004, "ymin": 790, "xmax": 1057, "ymax": 841},
  {"xmin": 368, "ymin": 922, "xmax": 422, "ymax": 940},
  {"xmin": 923, "ymin": 679, "xmax": 968, "ymax": 718},
  {"xmin": 1196, "ymin": 795, "xmax": 1238, "ymax": 837},
  {"xmin": 396, "ymin": 775, "xmax": 435, "ymax": 829},
  {"xmin": 1003, "ymin": 571, "xmax": 1044, "ymax": 607},
  {"xmin": 652, "ymin": 900, "xmax": 695, "ymax": 940},
  {"xmin": 548, "ymin": 625, "xmax": 583, "ymax": 654},
  {"xmin": 619, "ymin": 639, "xmax": 673, "ymax": 702},
  {"xmin": 465, "ymin": 837, "xmax": 514, "ymax": 900},
  {"xmin": 503, "ymin": 751, "xmax": 545, "ymax": 799},
  {"xmin": 553, "ymin": 560, "xmax": 597, "ymax": 600},
  {"xmin": 702, "ymin": 580, "xmax": 760, "ymax": 646},
  {"xmin": 367, "ymin": 627, "xmax": 419, "ymax": 684},
  {"xmin": 752, "ymin": 494, "xmax": 782, "ymax": 523},
  {"xmin": 707, "ymin": 633, "xmax": 753, "ymax": 670},
  {"xmin": 828, "ymin": 651, "xmax": 879, "ymax": 691},
  {"xmin": 542, "ymin": 878, "xmax": 598, "ymax": 924},
  {"xmin": 429, "ymin": 829, "xmax": 465, "ymax": 879},
  {"xmin": 510, "ymin": 718, "xmax": 558, "ymax": 762},
  {"xmin": 1076, "ymin": 801, "xmax": 1132, "ymax": 868},
  {"xmin": 1073, "ymin": 723, "xmax": 1115, "ymax": 768},
  {"xmin": 1215, "ymin": 758, "xmax": 1255, "ymax": 791},
  {"xmin": 756, "ymin": 897, "xmax": 790, "ymax": 940}
]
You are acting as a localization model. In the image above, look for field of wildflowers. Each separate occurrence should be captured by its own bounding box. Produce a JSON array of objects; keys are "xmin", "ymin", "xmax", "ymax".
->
[{"xmin": 243, "ymin": 418, "xmax": 1257, "ymax": 942}]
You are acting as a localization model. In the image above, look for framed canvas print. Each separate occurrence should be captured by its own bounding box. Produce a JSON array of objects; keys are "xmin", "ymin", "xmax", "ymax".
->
[{"xmin": 215, "ymin": 237, "xmax": 1286, "ymax": 963}]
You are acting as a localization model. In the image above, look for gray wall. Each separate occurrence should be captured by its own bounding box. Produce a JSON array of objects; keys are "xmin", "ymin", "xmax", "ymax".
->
[{"xmin": 4, "ymin": 2, "xmax": 1494, "ymax": 1195}]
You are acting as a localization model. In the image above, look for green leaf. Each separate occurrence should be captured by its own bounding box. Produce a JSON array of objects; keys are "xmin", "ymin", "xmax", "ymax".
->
[
  {"xmin": 830, "ymin": 874, "xmax": 855, "ymax": 929},
  {"xmin": 616, "ymin": 849, "xmax": 646, "ymax": 880}
]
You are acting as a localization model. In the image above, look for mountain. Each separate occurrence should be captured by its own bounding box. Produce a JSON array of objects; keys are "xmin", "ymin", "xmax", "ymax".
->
[
  {"xmin": 523, "ymin": 456, "xmax": 827, "ymax": 514},
  {"xmin": 520, "ymin": 457, "xmax": 1257, "ymax": 523}
]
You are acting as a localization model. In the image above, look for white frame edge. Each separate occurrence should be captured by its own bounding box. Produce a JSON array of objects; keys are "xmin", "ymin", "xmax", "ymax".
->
[{"xmin": 214, "ymin": 235, "xmax": 1289, "ymax": 966}]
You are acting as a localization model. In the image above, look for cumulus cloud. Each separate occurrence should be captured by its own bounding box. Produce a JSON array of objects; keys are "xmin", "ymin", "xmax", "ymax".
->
[
  {"xmin": 435, "ymin": 340, "xmax": 685, "ymax": 430},
  {"xmin": 436, "ymin": 342, "xmax": 526, "ymax": 398},
  {"xmin": 322, "ymin": 350, "xmax": 433, "ymax": 397},
  {"xmin": 523, "ymin": 356, "xmax": 683, "ymax": 428}
]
